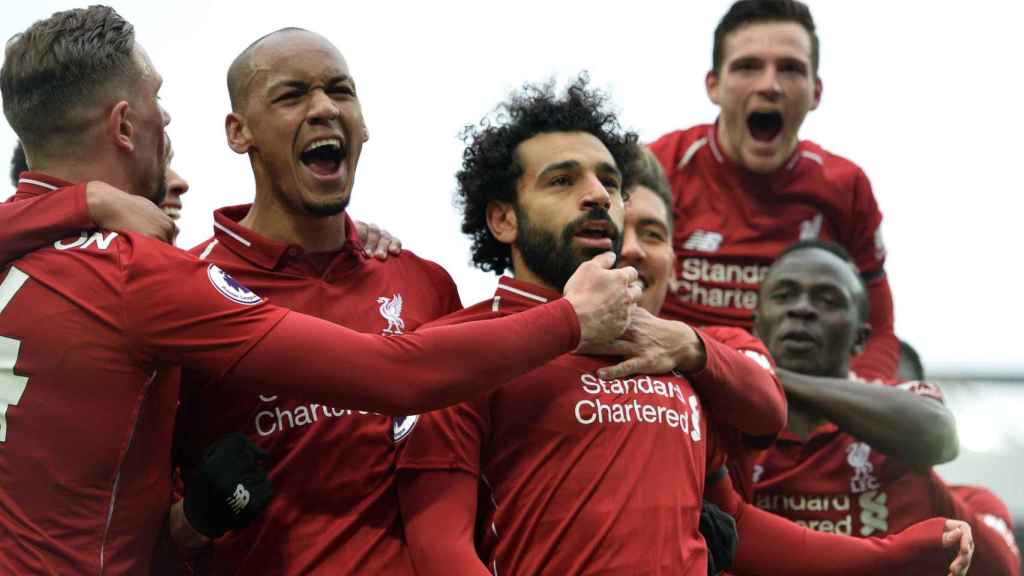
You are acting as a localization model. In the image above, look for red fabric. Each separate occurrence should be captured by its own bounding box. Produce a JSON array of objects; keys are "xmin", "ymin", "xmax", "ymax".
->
[
  {"xmin": 706, "ymin": 472, "xmax": 956, "ymax": 575},
  {"xmin": 397, "ymin": 277, "xmax": 721, "ymax": 575},
  {"xmin": 0, "ymin": 176, "xmax": 283, "ymax": 574},
  {"xmin": 690, "ymin": 326, "xmax": 785, "ymax": 438},
  {"xmin": 177, "ymin": 205, "xmax": 463, "ymax": 575},
  {"xmin": 949, "ymin": 485, "xmax": 1021, "ymax": 576},
  {"xmin": 649, "ymin": 124, "xmax": 898, "ymax": 380},
  {"xmin": 0, "ymin": 174, "xmax": 93, "ymax": 264},
  {"xmin": 751, "ymin": 380, "xmax": 966, "ymax": 540}
]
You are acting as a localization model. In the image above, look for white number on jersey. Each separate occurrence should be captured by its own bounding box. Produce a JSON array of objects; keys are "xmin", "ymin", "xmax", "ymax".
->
[{"xmin": 0, "ymin": 267, "xmax": 30, "ymax": 442}]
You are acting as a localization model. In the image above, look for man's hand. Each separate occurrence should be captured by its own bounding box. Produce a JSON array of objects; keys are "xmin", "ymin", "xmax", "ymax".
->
[
  {"xmin": 588, "ymin": 307, "xmax": 706, "ymax": 380},
  {"xmin": 182, "ymin": 432, "xmax": 273, "ymax": 539},
  {"xmin": 564, "ymin": 252, "xmax": 640, "ymax": 349},
  {"xmin": 355, "ymin": 219, "xmax": 402, "ymax": 260},
  {"xmin": 942, "ymin": 519, "xmax": 974, "ymax": 576},
  {"xmin": 85, "ymin": 181, "xmax": 176, "ymax": 244}
]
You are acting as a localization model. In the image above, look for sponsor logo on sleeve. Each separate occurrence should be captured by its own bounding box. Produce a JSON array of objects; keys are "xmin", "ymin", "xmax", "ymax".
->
[{"xmin": 207, "ymin": 264, "xmax": 262, "ymax": 305}]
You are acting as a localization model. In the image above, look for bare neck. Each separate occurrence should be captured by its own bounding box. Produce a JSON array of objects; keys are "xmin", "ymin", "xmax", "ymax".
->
[
  {"xmin": 29, "ymin": 155, "xmax": 133, "ymax": 193},
  {"xmin": 239, "ymin": 186, "xmax": 348, "ymax": 253}
]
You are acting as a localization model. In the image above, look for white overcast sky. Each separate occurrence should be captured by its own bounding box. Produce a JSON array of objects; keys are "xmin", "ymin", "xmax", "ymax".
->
[{"xmin": 2, "ymin": 1, "xmax": 1022, "ymax": 375}]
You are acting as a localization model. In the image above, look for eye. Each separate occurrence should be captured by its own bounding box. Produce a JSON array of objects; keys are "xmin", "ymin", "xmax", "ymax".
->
[
  {"xmin": 274, "ymin": 91, "xmax": 304, "ymax": 103},
  {"xmin": 330, "ymin": 85, "xmax": 356, "ymax": 98},
  {"xmin": 550, "ymin": 174, "xmax": 573, "ymax": 186},
  {"xmin": 641, "ymin": 229, "xmax": 666, "ymax": 243},
  {"xmin": 778, "ymin": 61, "xmax": 808, "ymax": 76},
  {"xmin": 769, "ymin": 288, "xmax": 792, "ymax": 302}
]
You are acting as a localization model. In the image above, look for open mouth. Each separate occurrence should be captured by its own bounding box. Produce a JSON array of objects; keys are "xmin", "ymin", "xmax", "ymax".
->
[
  {"xmin": 573, "ymin": 220, "xmax": 616, "ymax": 249},
  {"xmin": 747, "ymin": 111, "xmax": 783, "ymax": 142},
  {"xmin": 300, "ymin": 137, "xmax": 346, "ymax": 177},
  {"xmin": 778, "ymin": 328, "xmax": 818, "ymax": 350}
]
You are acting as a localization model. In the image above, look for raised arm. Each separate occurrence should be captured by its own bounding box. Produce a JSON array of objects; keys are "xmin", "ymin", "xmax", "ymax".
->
[
  {"xmin": 778, "ymin": 370, "xmax": 959, "ymax": 468},
  {"xmin": 0, "ymin": 181, "xmax": 175, "ymax": 264},
  {"xmin": 595, "ymin": 308, "xmax": 786, "ymax": 438},
  {"xmin": 850, "ymin": 273, "xmax": 900, "ymax": 379}
]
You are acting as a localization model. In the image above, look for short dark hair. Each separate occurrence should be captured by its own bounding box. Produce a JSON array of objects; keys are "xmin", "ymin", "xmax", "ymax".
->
[
  {"xmin": 632, "ymin": 147, "xmax": 674, "ymax": 233},
  {"xmin": 712, "ymin": 0, "xmax": 819, "ymax": 76},
  {"xmin": 773, "ymin": 239, "xmax": 869, "ymax": 320},
  {"xmin": 1, "ymin": 6, "xmax": 139, "ymax": 153},
  {"xmin": 10, "ymin": 143, "xmax": 28, "ymax": 187},
  {"xmin": 456, "ymin": 74, "xmax": 640, "ymax": 274}
]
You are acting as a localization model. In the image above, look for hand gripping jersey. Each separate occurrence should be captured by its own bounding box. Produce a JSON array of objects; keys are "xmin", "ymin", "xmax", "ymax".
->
[
  {"xmin": 177, "ymin": 205, "xmax": 461, "ymax": 575},
  {"xmin": 0, "ymin": 177, "xmax": 287, "ymax": 574},
  {"xmin": 398, "ymin": 277, "xmax": 726, "ymax": 576},
  {"xmin": 649, "ymin": 124, "xmax": 898, "ymax": 380}
]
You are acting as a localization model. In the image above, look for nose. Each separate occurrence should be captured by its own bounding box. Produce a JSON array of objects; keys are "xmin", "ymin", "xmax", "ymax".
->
[
  {"xmin": 785, "ymin": 291, "xmax": 817, "ymax": 320},
  {"xmin": 160, "ymin": 104, "xmax": 171, "ymax": 127},
  {"xmin": 580, "ymin": 173, "xmax": 612, "ymax": 212},
  {"xmin": 619, "ymin": 225, "xmax": 645, "ymax": 266},
  {"xmin": 307, "ymin": 88, "xmax": 340, "ymax": 126},
  {"xmin": 755, "ymin": 67, "xmax": 783, "ymax": 100}
]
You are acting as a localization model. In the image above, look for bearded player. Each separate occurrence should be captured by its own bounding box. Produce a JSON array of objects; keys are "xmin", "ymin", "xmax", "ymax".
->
[
  {"xmin": 649, "ymin": 0, "xmax": 899, "ymax": 382},
  {"xmin": 396, "ymin": 76, "xmax": 790, "ymax": 575},
  {"xmin": 747, "ymin": 241, "xmax": 1017, "ymax": 576},
  {"xmin": 0, "ymin": 8, "xmax": 639, "ymax": 572}
]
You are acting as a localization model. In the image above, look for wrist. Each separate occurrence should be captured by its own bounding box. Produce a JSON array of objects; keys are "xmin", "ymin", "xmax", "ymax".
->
[
  {"xmin": 672, "ymin": 323, "xmax": 707, "ymax": 373},
  {"xmin": 84, "ymin": 182, "xmax": 113, "ymax": 226},
  {"xmin": 171, "ymin": 499, "xmax": 213, "ymax": 550}
]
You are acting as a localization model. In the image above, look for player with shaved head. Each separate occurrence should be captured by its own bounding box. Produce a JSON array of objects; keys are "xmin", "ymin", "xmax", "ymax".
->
[{"xmin": 0, "ymin": 9, "xmax": 640, "ymax": 573}]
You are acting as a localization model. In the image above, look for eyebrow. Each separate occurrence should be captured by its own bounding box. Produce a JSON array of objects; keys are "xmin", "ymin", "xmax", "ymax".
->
[
  {"xmin": 537, "ymin": 159, "xmax": 622, "ymax": 181},
  {"xmin": 266, "ymin": 74, "xmax": 353, "ymax": 93},
  {"xmin": 635, "ymin": 217, "xmax": 669, "ymax": 231}
]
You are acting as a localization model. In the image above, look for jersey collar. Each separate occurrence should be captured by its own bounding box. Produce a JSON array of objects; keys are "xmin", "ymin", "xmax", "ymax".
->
[
  {"xmin": 210, "ymin": 204, "xmax": 367, "ymax": 270},
  {"xmin": 15, "ymin": 172, "xmax": 76, "ymax": 198},
  {"xmin": 490, "ymin": 276, "xmax": 563, "ymax": 314}
]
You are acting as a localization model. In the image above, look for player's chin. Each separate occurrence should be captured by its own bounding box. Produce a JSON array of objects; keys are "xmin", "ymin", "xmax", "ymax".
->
[{"xmin": 301, "ymin": 194, "xmax": 349, "ymax": 218}]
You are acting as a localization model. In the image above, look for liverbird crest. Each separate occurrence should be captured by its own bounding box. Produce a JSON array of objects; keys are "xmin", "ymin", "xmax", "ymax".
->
[{"xmin": 377, "ymin": 294, "xmax": 405, "ymax": 334}]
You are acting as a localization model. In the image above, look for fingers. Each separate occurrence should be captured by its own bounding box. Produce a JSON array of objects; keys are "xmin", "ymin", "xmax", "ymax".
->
[
  {"xmin": 360, "ymin": 222, "xmax": 382, "ymax": 258},
  {"xmin": 598, "ymin": 357, "xmax": 645, "ymax": 380},
  {"xmin": 590, "ymin": 251, "xmax": 616, "ymax": 269}
]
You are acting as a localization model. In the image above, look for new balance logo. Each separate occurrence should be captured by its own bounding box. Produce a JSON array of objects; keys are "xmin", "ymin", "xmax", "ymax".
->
[
  {"xmin": 682, "ymin": 230, "xmax": 723, "ymax": 252},
  {"xmin": 227, "ymin": 483, "xmax": 251, "ymax": 515},
  {"xmin": 799, "ymin": 214, "xmax": 823, "ymax": 240}
]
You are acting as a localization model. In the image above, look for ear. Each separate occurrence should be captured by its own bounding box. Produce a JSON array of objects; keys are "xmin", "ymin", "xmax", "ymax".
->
[
  {"xmin": 486, "ymin": 200, "xmax": 517, "ymax": 245},
  {"xmin": 810, "ymin": 76, "xmax": 823, "ymax": 111},
  {"xmin": 108, "ymin": 101, "xmax": 134, "ymax": 152},
  {"xmin": 225, "ymin": 112, "xmax": 254, "ymax": 154},
  {"xmin": 851, "ymin": 321, "xmax": 872, "ymax": 357},
  {"xmin": 705, "ymin": 70, "xmax": 721, "ymax": 106}
]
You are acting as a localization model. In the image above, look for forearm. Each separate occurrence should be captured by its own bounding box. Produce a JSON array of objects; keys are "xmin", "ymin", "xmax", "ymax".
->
[
  {"xmin": 686, "ymin": 330, "xmax": 786, "ymax": 437},
  {"xmin": 850, "ymin": 275, "xmax": 899, "ymax": 380},
  {"xmin": 779, "ymin": 368, "xmax": 958, "ymax": 467},
  {"xmin": 167, "ymin": 499, "xmax": 210, "ymax": 558},
  {"xmin": 226, "ymin": 300, "xmax": 580, "ymax": 415},
  {"xmin": 731, "ymin": 504, "xmax": 952, "ymax": 575},
  {"xmin": 398, "ymin": 470, "xmax": 490, "ymax": 576},
  {"xmin": 0, "ymin": 185, "xmax": 92, "ymax": 263}
]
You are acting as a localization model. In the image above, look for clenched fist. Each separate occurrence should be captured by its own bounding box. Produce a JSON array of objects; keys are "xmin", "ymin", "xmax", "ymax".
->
[{"xmin": 563, "ymin": 252, "xmax": 641, "ymax": 349}]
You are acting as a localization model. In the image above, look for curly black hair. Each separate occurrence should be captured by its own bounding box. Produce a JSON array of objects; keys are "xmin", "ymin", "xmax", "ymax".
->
[{"xmin": 456, "ymin": 74, "xmax": 640, "ymax": 275}]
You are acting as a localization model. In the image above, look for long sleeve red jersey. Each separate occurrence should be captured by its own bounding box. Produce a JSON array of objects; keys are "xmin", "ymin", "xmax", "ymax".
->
[
  {"xmin": 751, "ymin": 380, "xmax": 1018, "ymax": 575},
  {"xmin": 398, "ymin": 277, "xmax": 732, "ymax": 576},
  {"xmin": 649, "ymin": 124, "xmax": 898, "ymax": 380},
  {"xmin": 176, "ymin": 205, "xmax": 462, "ymax": 575}
]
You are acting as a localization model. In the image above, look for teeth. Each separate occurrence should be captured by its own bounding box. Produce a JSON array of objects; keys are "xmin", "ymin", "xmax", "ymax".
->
[{"xmin": 304, "ymin": 138, "xmax": 341, "ymax": 153}]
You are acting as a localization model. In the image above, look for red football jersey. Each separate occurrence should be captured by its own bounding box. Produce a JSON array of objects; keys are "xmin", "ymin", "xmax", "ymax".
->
[
  {"xmin": 752, "ymin": 380, "xmax": 960, "ymax": 539},
  {"xmin": 0, "ymin": 176, "xmax": 287, "ymax": 574},
  {"xmin": 176, "ymin": 205, "xmax": 462, "ymax": 575},
  {"xmin": 649, "ymin": 124, "xmax": 898, "ymax": 379},
  {"xmin": 398, "ymin": 277, "xmax": 723, "ymax": 575}
]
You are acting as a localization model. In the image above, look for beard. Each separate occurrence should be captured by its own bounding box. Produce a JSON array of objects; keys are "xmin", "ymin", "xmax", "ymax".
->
[
  {"xmin": 150, "ymin": 172, "xmax": 168, "ymax": 206},
  {"xmin": 515, "ymin": 206, "xmax": 622, "ymax": 291}
]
